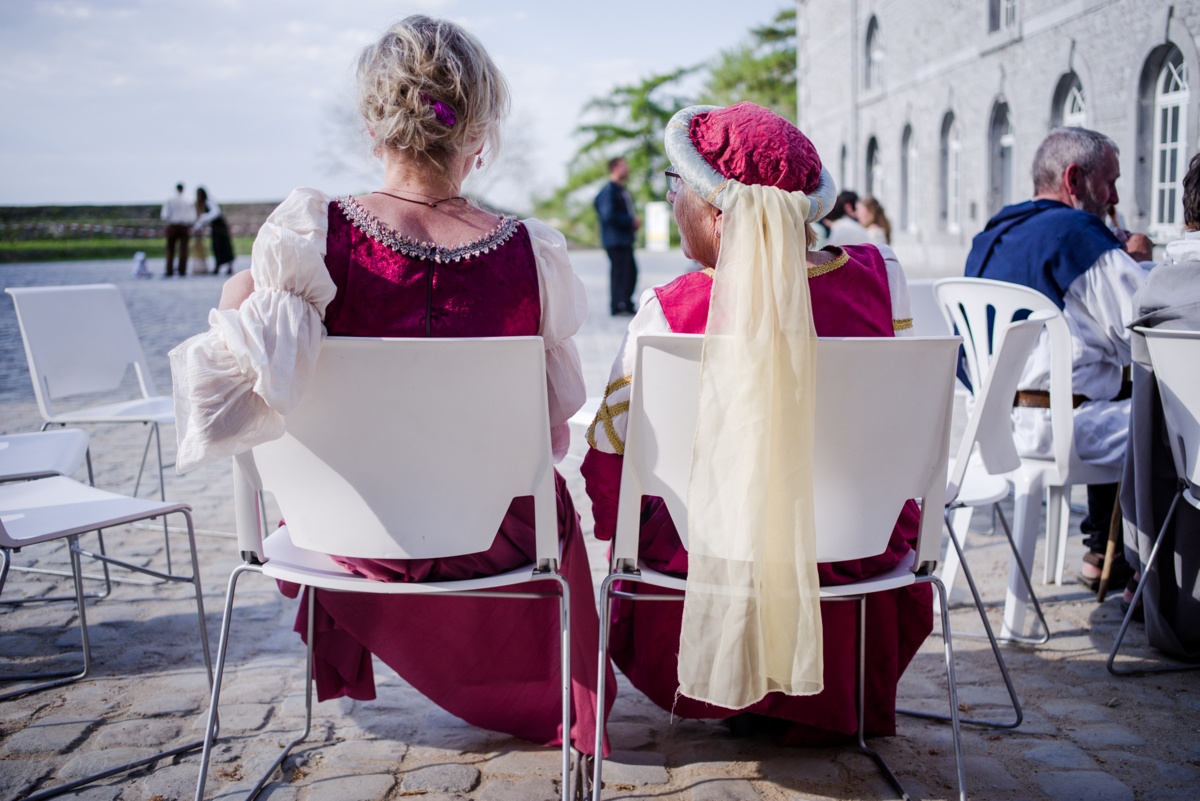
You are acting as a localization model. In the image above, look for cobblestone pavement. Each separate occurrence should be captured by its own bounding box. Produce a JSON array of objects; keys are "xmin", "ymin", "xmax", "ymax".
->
[{"xmin": 1, "ymin": 252, "xmax": 1197, "ymax": 801}]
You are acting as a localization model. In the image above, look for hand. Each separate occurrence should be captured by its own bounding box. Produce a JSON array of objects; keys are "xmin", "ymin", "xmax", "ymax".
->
[
  {"xmin": 1123, "ymin": 233, "xmax": 1153, "ymax": 262},
  {"xmin": 633, "ymin": 217, "xmax": 642, "ymax": 230}
]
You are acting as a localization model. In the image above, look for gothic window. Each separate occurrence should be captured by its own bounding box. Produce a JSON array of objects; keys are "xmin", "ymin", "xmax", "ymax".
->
[
  {"xmin": 866, "ymin": 136, "xmax": 882, "ymax": 199},
  {"xmin": 989, "ymin": 0, "xmax": 1017, "ymax": 33},
  {"xmin": 1052, "ymin": 73, "xmax": 1087, "ymax": 128},
  {"xmin": 989, "ymin": 102, "xmax": 1015, "ymax": 217},
  {"xmin": 865, "ymin": 16, "xmax": 883, "ymax": 90},
  {"xmin": 1151, "ymin": 48, "xmax": 1189, "ymax": 233},
  {"xmin": 940, "ymin": 113, "xmax": 961, "ymax": 233},
  {"xmin": 901, "ymin": 125, "xmax": 918, "ymax": 233}
]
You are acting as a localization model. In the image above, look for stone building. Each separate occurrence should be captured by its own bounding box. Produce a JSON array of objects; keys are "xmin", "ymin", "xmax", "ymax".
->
[{"xmin": 796, "ymin": 0, "xmax": 1199, "ymax": 273}]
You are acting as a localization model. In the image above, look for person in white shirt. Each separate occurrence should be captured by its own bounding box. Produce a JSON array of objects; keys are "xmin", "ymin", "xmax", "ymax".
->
[
  {"xmin": 823, "ymin": 190, "xmax": 871, "ymax": 247},
  {"xmin": 161, "ymin": 182, "xmax": 197, "ymax": 277},
  {"xmin": 964, "ymin": 126, "xmax": 1149, "ymax": 585}
]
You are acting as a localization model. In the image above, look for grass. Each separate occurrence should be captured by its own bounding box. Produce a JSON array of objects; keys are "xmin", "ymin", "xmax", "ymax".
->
[{"xmin": 0, "ymin": 236, "xmax": 257, "ymax": 264}]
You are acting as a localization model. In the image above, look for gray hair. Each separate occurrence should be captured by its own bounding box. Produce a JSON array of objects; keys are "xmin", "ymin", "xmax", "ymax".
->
[
  {"xmin": 1031, "ymin": 127, "xmax": 1118, "ymax": 194},
  {"xmin": 356, "ymin": 15, "xmax": 509, "ymax": 172}
]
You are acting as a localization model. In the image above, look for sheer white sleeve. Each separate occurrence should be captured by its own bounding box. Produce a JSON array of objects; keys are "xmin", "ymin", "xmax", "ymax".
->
[
  {"xmin": 524, "ymin": 218, "xmax": 589, "ymax": 462},
  {"xmin": 875, "ymin": 244, "xmax": 914, "ymax": 337},
  {"xmin": 170, "ymin": 187, "xmax": 338, "ymax": 473}
]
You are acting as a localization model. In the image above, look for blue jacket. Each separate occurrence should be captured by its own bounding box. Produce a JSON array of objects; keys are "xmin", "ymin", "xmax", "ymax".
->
[{"xmin": 594, "ymin": 181, "xmax": 636, "ymax": 248}]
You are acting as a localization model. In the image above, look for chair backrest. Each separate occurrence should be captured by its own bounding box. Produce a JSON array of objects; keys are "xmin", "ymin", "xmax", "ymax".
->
[
  {"xmin": 614, "ymin": 334, "xmax": 959, "ymax": 572},
  {"xmin": 234, "ymin": 336, "xmax": 557, "ymax": 565},
  {"xmin": 1140, "ymin": 327, "xmax": 1200, "ymax": 492},
  {"xmin": 6, "ymin": 284, "xmax": 158, "ymax": 421},
  {"xmin": 907, "ymin": 278, "xmax": 953, "ymax": 337},
  {"xmin": 945, "ymin": 312, "xmax": 1051, "ymax": 503},
  {"xmin": 934, "ymin": 277, "xmax": 1076, "ymax": 469}
]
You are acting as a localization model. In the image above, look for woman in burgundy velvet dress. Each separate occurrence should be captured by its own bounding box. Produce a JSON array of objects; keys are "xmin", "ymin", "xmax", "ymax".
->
[{"xmin": 173, "ymin": 16, "xmax": 609, "ymax": 755}]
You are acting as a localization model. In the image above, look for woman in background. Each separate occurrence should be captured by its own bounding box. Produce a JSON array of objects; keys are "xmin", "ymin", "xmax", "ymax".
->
[
  {"xmin": 194, "ymin": 186, "xmax": 236, "ymax": 274},
  {"xmin": 856, "ymin": 195, "xmax": 892, "ymax": 245}
]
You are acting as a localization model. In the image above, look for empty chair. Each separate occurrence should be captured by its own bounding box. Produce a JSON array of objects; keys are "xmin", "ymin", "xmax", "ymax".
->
[
  {"xmin": 195, "ymin": 337, "xmax": 577, "ymax": 801},
  {"xmin": 935, "ymin": 277, "xmax": 1122, "ymax": 640},
  {"xmin": 591, "ymin": 334, "xmax": 965, "ymax": 801},
  {"xmin": 1109, "ymin": 327, "xmax": 1200, "ymax": 675},
  {"xmin": 6, "ymin": 285, "xmax": 175, "ymax": 500},
  {"xmin": 0, "ymin": 471, "xmax": 211, "ymax": 796}
]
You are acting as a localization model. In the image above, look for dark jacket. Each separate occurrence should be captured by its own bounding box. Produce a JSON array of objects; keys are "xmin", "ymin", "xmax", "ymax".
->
[{"xmin": 594, "ymin": 181, "xmax": 636, "ymax": 248}]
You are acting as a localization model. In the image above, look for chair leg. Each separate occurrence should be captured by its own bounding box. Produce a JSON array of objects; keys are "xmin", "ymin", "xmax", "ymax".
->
[
  {"xmin": 928, "ymin": 576, "xmax": 968, "ymax": 801},
  {"xmin": 992, "ymin": 504, "xmax": 1051, "ymax": 645},
  {"xmin": 1003, "ymin": 470, "xmax": 1044, "ymax": 639},
  {"xmin": 1107, "ymin": 490, "xmax": 1200, "ymax": 676},
  {"xmin": 938, "ymin": 505, "xmax": 973, "ymax": 597},
  {"xmin": 592, "ymin": 573, "xmax": 619, "ymax": 801},
  {"xmin": 852, "ymin": 595, "xmax": 915, "ymax": 800},
  {"xmin": 1048, "ymin": 484, "xmax": 1072, "ymax": 586},
  {"xmin": 548, "ymin": 571, "xmax": 572, "ymax": 801},
  {"xmin": 900, "ymin": 512, "xmax": 1024, "ymax": 729},
  {"xmin": 0, "ymin": 537, "xmax": 93, "ymax": 701},
  {"xmin": 180, "ymin": 510, "xmax": 213, "ymax": 685}
]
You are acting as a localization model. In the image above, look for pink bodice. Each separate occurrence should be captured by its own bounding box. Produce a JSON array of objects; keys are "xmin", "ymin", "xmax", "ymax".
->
[{"xmin": 322, "ymin": 198, "xmax": 541, "ymax": 338}]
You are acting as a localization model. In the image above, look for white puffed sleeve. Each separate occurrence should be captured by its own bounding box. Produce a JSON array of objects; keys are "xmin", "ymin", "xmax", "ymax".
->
[
  {"xmin": 875, "ymin": 243, "xmax": 914, "ymax": 337},
  {"xmin": 170, "ymin": 188, "xmax": 338, "ymax": 473},
  {"xmin": 523, "ymin": 218, "xmax": 588, "ymax": 462}
]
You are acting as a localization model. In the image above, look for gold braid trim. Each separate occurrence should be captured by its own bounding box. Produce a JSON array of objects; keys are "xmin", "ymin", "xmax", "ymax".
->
[
  {"xmin": 706, "ymin": 179, "xmax": 731, "ymax": 205},
  {"xmin": 893, "ymin": 318, "xmax": 914, "ymax": 331},
  {"xmin": 701, "ymin": 267, "xmax": 716, "ymax": 278},
  {"xmin": 807, "ymin": 248, "xmax": 849, "ymax": 279},
  {"xmin": 586, "ymin": 375, "xmax": 633, "ymax": 455}
]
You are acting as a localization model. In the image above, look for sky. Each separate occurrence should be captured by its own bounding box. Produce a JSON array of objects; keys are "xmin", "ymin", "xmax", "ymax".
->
[{"xmin": 0, "ymin": 0, "xmax": 793, "ymax": 211}]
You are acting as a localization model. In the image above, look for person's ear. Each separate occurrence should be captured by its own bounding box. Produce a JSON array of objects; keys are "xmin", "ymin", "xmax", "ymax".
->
[
  {"xmin": 713, "ymin": 209, "xmax": 723, "ymax": 241},
  {"xmin": 1064, "ymin": 163, "xmax": 1083, "ymax": 197}
]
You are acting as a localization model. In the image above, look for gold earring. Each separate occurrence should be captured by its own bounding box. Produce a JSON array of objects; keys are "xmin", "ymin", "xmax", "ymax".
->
[{"xmin": 476, "ymin": 155, "xmax": 484, "ymax": 169}]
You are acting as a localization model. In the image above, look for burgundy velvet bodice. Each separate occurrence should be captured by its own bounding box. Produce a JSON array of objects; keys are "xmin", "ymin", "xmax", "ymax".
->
[{"xmin": 322, "ymin": 200, "xmax": 541, "ymax": 337}]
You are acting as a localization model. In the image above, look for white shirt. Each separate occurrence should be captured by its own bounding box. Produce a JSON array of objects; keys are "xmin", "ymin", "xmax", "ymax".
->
[
  {"xmin": 1163, "ymin": 229, "xmax": 1200, "ymax": 267},
  {"xmin": 162, "ymin": 191, "xmax": 197, "ymax": 225},
  {"xmin": 195, "ymin": 197, "xmax": 223, "ymax": 228},
  {"xmin": 825, "ymin": 217, "xmax": 871, "ymax": 247},
  {"xmin": 1012, "ymin": 248, "xmax": 1147, "ymax": 468}
]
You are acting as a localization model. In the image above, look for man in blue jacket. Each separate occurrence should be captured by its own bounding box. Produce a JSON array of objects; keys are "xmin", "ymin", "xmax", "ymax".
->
[{"xmin": 595, "ymin": 157, "xmax": 640, "ymax": 315}]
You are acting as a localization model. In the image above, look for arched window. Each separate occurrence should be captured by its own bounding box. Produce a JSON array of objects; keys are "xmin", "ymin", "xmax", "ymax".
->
[
  {"xmin": 866, "ymin": 136, "xmax": 882, "ymax": 199},
  {"xmin": 1151, "ymin": 47, "xmax": 1190, "ymax": 233},
  {"xmin": 839, "ymin": 143, "xmax": 848, "ymax": 192},
  {"xmin": 864, "ymin": 16, "xmax": 883, "ymax": 90},
  {"xmin": 989, "ymin": 0, "xmax": 1017, "ymax": 33},
  {"xmin": 988, "ymin": 101, "xmax": 1015, "ymax": 217},
  {"xmin": 1051, "ymin": 72, "xmax": 1087, "ymax": 128},
  {"xmin": 940, "ymin": 113, "xmax": 961, "ymax": 233},
  {"xmin": 900, "ymin": 125, "xmax": 917, "ymax": 233}
]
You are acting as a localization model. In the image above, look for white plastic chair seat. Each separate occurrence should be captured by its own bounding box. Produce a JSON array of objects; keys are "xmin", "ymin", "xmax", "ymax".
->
[
  {"xmin": 47, "ymin": 396, "xmax": 173, "ymax": 426},
  {"xmin": 0, "ymin": 430, "xmax": 90, "ymax": 482},
  {"xmin": 954, "ymin": 459, "xmax": 1011, "ymax": 508},
  {"xmin": 262, "ymin": 526, "xmax": 548, "ymax": 595},
  {"xmin": 0, "ymin": 476, "xmax": 189, "ymax": 547}
]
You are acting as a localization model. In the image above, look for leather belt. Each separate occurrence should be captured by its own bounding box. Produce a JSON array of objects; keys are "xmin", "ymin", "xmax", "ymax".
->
[{"xmin": 1013, "ymin": 380, "xmax": 1133, "ymax": 409}]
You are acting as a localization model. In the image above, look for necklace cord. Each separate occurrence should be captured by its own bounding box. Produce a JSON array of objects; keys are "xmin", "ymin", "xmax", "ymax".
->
[{"xmin": 373, "ymin": 190, "xmax": 465, "ymax": 208}]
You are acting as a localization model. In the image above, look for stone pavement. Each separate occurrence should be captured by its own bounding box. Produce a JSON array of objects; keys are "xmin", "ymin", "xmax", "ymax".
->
[{"xmin": 0, "ymin": 251, "xmax": 1197, "ymax": 801}]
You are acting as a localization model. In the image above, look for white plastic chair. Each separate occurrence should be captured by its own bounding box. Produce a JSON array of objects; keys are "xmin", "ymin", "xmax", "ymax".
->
[
  {"xmin": 6, "ymin": 285, "xmax": 176, "ymax": 547},
  {"xmin": 907, "ymin": 278, "xmax": 953, "ymax": 337},
  {"xmin": 1108, "ymin": 327, "xmax": 1200, "ymax": 675},
  {"xmin": 0, "ymin": 474, "xmax": 211, "ymax": 797},
  {"xmin": 195, "ymin": 337, "xmax": 572, "ymax": 801},
  {"xmin": 590, "ymin": 334, "xmax": 965, "ymax": 801},
  {"xmin": 934, "ymin": 278, "xmax": 1122, "ymax": 640}
]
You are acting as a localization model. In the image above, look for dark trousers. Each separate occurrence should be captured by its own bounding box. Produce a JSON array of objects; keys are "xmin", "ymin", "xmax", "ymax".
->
[
  {"xmin": 606, "ymin": 245, "xmax": 638, "ymax": 314},
  {"xmin": 1082, "ymin": 483, "xmax": 1119, "ymax": 555},
  {"xmin": 165, "ymin": 223, "xmax": 190, "ymax": 276}
]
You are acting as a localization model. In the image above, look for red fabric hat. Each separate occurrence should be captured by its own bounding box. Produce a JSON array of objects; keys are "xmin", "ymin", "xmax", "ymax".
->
[{"xmin": 688, "ymin": 102, "xmax": 822, "ymax": 194}]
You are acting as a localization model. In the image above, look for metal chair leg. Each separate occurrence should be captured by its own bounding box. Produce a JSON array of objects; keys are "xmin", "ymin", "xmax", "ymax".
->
[
  {"xmin": 592, "ymin": 572, "xmax": 621, "ymax": 801},
  {"xmin": 900, "ymin": 512, "xmax": 1024, "ymax": 729},
  {"xmin": 991, "ymin": 504, "xmax": 1051, "ymax": 644},
  {"xmin": 0, "ymin": 537, "xmax": 93, "ymax": 701},
  {"xmin": 550, "ymin": 572, "xmax": 572, "ymax": 801},
  {"xmin": 1107, "ymin": 490, "xmax": 1200, "ymax": 676},
  {"xmin": 852, "ymin": 595, "xmax": 914, "ymax": 801},
  {"xmin": 928, "ymin": 575, "xmax": 968, "ymax": 801}
]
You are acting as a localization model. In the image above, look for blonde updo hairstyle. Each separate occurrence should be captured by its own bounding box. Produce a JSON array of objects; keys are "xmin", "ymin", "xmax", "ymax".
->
[{"xmin": 357, "ymin": 15, "xmax": 509, "ymax": 173}]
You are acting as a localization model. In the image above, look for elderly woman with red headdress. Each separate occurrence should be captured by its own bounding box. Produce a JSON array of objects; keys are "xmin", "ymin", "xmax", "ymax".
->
[{"xmin": 581, "ymin": 102, "xmax": 929, "ymax": 742}]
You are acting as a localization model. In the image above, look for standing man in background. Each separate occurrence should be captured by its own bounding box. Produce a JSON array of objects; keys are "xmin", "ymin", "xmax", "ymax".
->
[
  {"xmin": 161, "ymin": 182, "xmax": 196, "ymax": 277},
  {"xmin": 595, "ymin": 157, "xmax": 640, "ymax": 315}
]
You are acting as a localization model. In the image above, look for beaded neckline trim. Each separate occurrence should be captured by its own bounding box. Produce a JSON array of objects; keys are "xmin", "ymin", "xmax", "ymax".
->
[{"xmin": 337, "ymin": 196, "xmax": 519, "ymax": 264}]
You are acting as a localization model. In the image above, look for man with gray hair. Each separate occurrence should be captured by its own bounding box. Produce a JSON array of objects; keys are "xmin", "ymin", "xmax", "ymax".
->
[{"xmin": 965, "ymin": 126, "xmax": 1149, "ymax": 589}]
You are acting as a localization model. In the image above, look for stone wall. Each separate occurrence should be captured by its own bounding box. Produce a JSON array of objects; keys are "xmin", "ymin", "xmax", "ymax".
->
[{"xmin": 796, "ymin": 0, "xmax": 1200, "ymax": 273}]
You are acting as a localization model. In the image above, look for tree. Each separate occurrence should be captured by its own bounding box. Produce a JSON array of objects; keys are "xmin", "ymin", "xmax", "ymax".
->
[
  {"xmin": 533, "ymin": 66, "xmax": 696, "ymax": 246},
  {"xmin": 702, "ymin": 7, "xmax": 797, "ymax": 122}
]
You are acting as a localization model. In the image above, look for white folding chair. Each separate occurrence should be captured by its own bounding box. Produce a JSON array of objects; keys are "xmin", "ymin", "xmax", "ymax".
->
[
  {"xmin": 195, "ymin": 337, "xmax": 572, "ymax": 801},
  {"xmin": 590, "ymin": 334, "xmax": 965, "ymax": 801},
  {"xmin": 934, "ymin": 278, "xmax": 1122, "ymax": 640},
  {"xmin": 0, "ymin": 474, "xmax": 212, "ymax": 798},
  {"xmin": 0, "ymin": 428, "xmax": 122, "ymax": 606},
  {"xmin": 1108, "ymin": 327, "xmax": 1200, "ymax": 676},
  {"xmin": 6, "ymin": 285, "xmax": 178, "ymax": 565}
]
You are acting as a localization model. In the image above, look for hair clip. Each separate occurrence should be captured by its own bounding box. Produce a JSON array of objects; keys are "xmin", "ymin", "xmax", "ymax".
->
[{"xmin": 420, "ymin": 93, "xmax": 457, "ymax": 127}]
